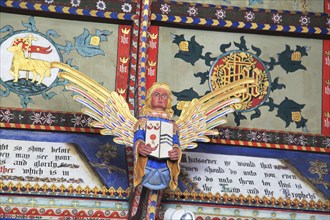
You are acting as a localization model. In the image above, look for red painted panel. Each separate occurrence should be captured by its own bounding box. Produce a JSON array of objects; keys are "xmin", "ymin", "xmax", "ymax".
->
[
  {"xmin": 116, "ymin": 25, "xmax": 132, "ymax": 99},
  {"xmin": 322, "ymin": 40, "xmax": 330, "ymax": 135},
  {"xmin": 146, "ymin": 25, "xmax": 159, "ymax": 90}
]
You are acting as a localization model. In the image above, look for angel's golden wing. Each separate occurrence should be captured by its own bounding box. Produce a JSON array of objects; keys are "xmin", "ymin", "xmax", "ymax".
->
[
  {"xmin": 176, "ymin": 78, "xmax": 254, "ymax": 150},
  {"xmin": 51, "ymin": 61, "xmax": 137, "ymax": 146}
]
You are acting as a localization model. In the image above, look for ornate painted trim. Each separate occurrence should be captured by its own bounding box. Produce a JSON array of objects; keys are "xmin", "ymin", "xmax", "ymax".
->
[
  {"xmin": 116, "ymin": 25, "xmax": 132, "ymax": 99},
  {"xmin": 127, "ymin": 3, "xmax": 140, "ymax": 111},
  {"xmin": 1, "ymin": 0, "xmax": 136, "ymax": 20},
  {"xmin": 322, "ymin": 40, "xmax": 330, "ymax": 135},
  {"xmin": 0, "ymin": 195, "xmax": 129, "ymax": 219},
  {"xmin": 146, "ymin": 25, "xmax": 159, "ymax": 90},
  {"xmin": 151, "ymin": 1, "xmax": 330, "ymax": 37},
  {"xmin": 126, "ymin": 146, "xmax": 134, "ymax": 188},
  {"xmin": 1, "ymin": 107, "xmax": 329, "ymax": 153},
  {"xmin": 212, "ymin": 126, "xmax": 330, "ymax": 153},
  {"xmin": 1, "ymin": 181, "xmax": 329, "ymax": 214},
  {"xmin": 0, "ymin": 107, "xmax": 98, "ymax": 132},
  {"xmin": 323, "ymin": 0, "xmax": 330, "ymax": 135},
  {"xmin": 0, "ymin": 181, "xmax": 130, "ymax": 198},
  {"xmin": 163, "ymin": 189, "xmax": 330, "ymax": 212},
  {"xmin": 137, "ymin": 0, "xmax": 152, "ymax": 110},
  {"xmin": 158, "ymin": 202, "xmax": 330, "ymax": 220}
]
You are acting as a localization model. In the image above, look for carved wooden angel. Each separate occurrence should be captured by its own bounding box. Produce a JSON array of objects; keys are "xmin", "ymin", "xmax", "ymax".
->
[{"xmin": 51, "ymin": 61, "xmax": 253, "ymax": 220}]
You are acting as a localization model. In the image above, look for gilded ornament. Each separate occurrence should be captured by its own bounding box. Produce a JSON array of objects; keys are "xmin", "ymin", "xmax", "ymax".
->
[
  {"xmin": 120, "ymin": 57, "xmax": 129, "ymax": 63},
  {"xmin": 90, "ymin": 36, "xmax": 100, "ymax": 46},
  {"xmin": 291, "ymin": 111, "xmax": 302, "ymax": 122},
  {"xmin": 149, "ymin": 33, "xmax": 158, "ymax": 39},
  {"xmin": 179, "ymin": 41, "xmax": 189, "ymax": 52},
  {"xmin": 148, "ymin": 61, "xmax": 157, "ymax": 67},
  {"xmin": 210, "ymin": 51, "xmax": 269, "ymax": 112},
  {"xmin": 121, "ymin": 28, "xmax": 130, "ymax": 35}
]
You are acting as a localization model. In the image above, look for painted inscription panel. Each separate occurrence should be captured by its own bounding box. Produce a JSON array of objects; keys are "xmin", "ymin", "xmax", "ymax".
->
[
  {"xmin": 0, "ymin": 129, "xmax": 129, "ymax": 196},
  {"xmin": 177, "ymin": 143, "xmax": 329, "ymax": 202}
]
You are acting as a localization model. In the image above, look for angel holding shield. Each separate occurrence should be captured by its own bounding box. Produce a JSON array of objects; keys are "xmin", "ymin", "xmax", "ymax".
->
[
  {"xmin": 130, "ymin": 82, "xmax": 181, "ymax": 219},
  {"xmin": 51, "ymin": 61, "xmax": 253, "ymax": 220}
]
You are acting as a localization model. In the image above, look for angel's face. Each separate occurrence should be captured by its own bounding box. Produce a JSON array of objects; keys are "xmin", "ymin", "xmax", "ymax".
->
[{"xmin": 150, "ymin": 88, "xmax": 169, "ymax": 111}]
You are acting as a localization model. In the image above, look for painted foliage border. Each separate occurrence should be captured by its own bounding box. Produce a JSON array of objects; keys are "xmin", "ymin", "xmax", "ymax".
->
[
  {"xmin": 1, "ymin": 197, "xmax": 329, "ymax": 219},
  {"xmin": 1, "ymin": 196, "xmax": 329, "ymax": 219},
  {"xmin": 1, "ymin": 107, "xmax": 329, "ymax": 153},
  {"xmin": 0, "ymin": 195, "xmax": 129, "ymax": 219},
  {"xmin": 158, "ymin": 202, "xmax": 330, "ymax": 220}
]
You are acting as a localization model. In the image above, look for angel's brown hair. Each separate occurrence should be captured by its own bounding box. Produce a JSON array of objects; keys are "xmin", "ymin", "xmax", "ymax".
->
[{"xmin": 141, "ymin": 82, "xmax": 174, "ymax": 117}]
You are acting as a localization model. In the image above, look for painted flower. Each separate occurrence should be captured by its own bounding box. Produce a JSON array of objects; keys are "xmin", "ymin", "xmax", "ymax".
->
[
  {"xmin": 71, "ymin": 114, "xmax": 91, "ymax": 127},
  {"xmin": 272, "ymin": 13, "xmax": 282, "ymax": 24},
  {"xmin": 215, "ymin": 9, "xmax": 226, "ymax": 19},
  {"xmin": 299, "ymin": 15, "xmax": 310, "ymax": 26},
  {"xmin": 245, "ymin": 11, "xmax": 255, "ymax": 21},
  {"xmin": 45, "ymin": 0, "xmax": 54, "ymax": 3},
  {"xmin": 85, "ymin": 117, "xmax": 93, "ymax": 127},
  {"xmin": 120, "ymin": 210, "xmax": 126, "ymax": 217},
  {"xmin": 96, "ymin": 0, "xmax": 106, "ymax": 10},
  {"xmin": 308, "ymin": 160, "xmax": 328, "ymax": 178},
  {"xmin": 172, "ymin": 34, "xmax": 203, "ymax": 66},
  {"xmin": 277, "ymin": 97, "xmax": 308, "ymax": 129},
  {"xmin": 44, "ymin": 113, "xmax": 56, "ymax": 125},
  {"xmin": 160, "ymin": 3, "xmax": 171, "ymax": 15},
  {"xmin": 327, "ymin": 18, "xmax": 330, "ymax": 27},
  {"xmin": 323, "ymin": 138, "xmax": 330, "ymax": 148},
  {"xmin": 70, "ymin": 0, "xmax": 81, "ymax": 7},
  {"xmin": 247, "ymin": 130, "xmax": 258, "ymax": 141},
  {"xmin": 0, "ymin": 109, "xmax": 15, "ymax": 123},
  {"xmin": 71, "ymin": 114, "xmax": 84, "ymax": 127},
  {"xmin": 296, "ymin": 134, "xmax": 308, "ymax": 146},
  {"xmin": 121, "ymin": 3, "xmax": 132, "ymax": 13},
  {"xmin": 30, "ymin": 112, "xmax": 44, "ymax": 124},
  {"xmin": 219, "ymin": 128, "xmax": 232, "ymax": 139},
  {"xmin": 187, "ymin": 6, "xmax": 198, "ymax": 17}
]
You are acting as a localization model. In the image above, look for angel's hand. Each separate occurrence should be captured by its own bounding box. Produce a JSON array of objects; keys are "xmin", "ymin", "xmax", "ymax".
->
[
  {"xmin": 137, "ymin": 142, "xmax": 152, "ymax": 157},
  {"xmin": 168, "ymin": 148, "xmax": 180, "ymax": 161}
]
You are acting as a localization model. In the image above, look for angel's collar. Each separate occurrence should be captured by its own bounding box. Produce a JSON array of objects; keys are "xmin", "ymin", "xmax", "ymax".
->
[{"xmin": 142, "ymin": 111, "xmax": 170, "ymax": 119}]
